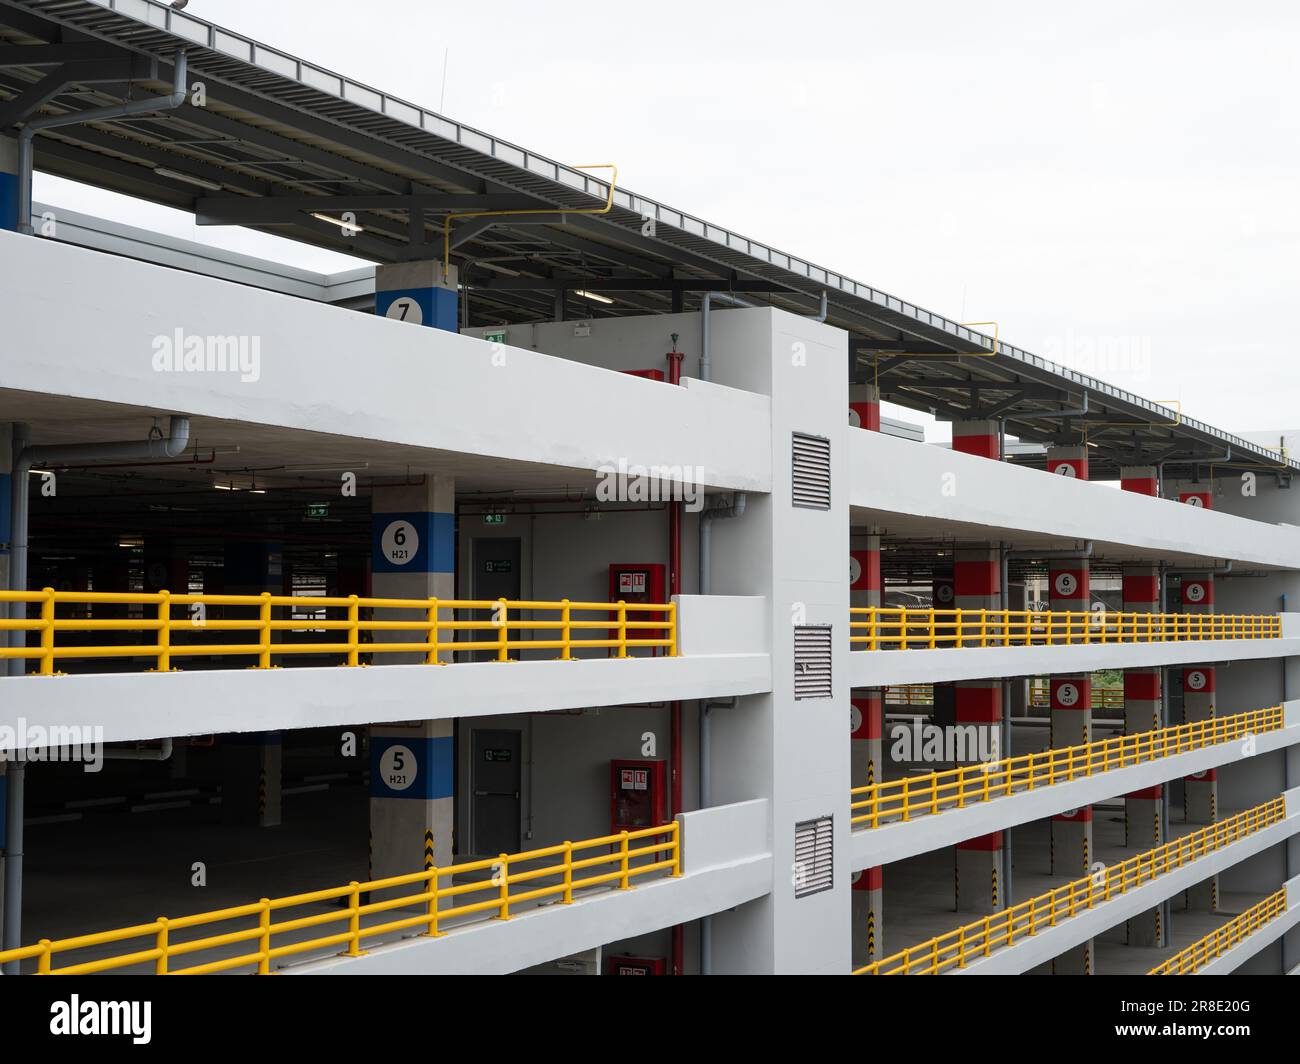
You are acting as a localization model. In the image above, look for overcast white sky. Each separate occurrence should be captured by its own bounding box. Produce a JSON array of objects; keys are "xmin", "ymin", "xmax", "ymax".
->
[{"xmin": 35, "ymin": 0, "xmax": 1300, "ymax": 439}]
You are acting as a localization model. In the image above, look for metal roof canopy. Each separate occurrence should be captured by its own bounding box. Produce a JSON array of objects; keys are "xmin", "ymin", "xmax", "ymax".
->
[{"xmin": 1, "ymin": 0, "xmax": 1293, "ymax": 481}]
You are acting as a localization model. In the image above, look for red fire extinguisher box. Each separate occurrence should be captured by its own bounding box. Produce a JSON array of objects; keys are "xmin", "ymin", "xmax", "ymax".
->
[
  {"xmin": 605, "ymin": 954, "xmax": 667, "ymax": 975},
  {"xmin": 610, "ymin": 758, "xmax": 668, "ymax": 832},
  {"xmin": 607, "ymin": 563, "xmax": 667, "ymax": 645}
]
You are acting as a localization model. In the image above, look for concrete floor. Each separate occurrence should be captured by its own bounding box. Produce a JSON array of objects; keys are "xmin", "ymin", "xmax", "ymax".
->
[
  {"xmin": 17, "ymin": 783, "xmax": 370, "ymax": 973},
  {"xmin": 15, "ymin": 781, "xmax": 672, "ymax": 974},
  {"xmin": 878, "ymin": 801, "xmax": 1256, "ymax": 969}
]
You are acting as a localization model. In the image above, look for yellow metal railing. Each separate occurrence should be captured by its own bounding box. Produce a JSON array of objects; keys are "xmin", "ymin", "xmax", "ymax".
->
[
  {"xmin": 887, "ymin": 683, "xmax": 1125, "ymax": 710},
  {"xmin": 1149, "ymin": 888, "xmax": 1289, "ymax": 975},
  {"xmin": 884, "ymin": 685, "xmax": 936, "ymax": 707},
  {"xmin": 1029, "ymin": 681, "xmax": 1125, "ymax": 710},
  {"xmin": 0, "ymin": 589, "xmax": 676, "ymax": 675},
  {"xmin": 0, "ymin": 822, "xmax": 680, "ymax": 975},
  {"xmin": 850, "ymin": 705, "xmax": 1282, "ymax": 829},
  {"xmin": 856, "ymin": 797, "xmax": 1287, "ymax": 975},
  {"xmin": 849, "ymin": 607, "xmax": 1279, "ymax": 651}
]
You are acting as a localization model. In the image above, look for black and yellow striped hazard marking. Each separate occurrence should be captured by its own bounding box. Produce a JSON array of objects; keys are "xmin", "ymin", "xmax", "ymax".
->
[
  {"xmin": 866, "ymin": 910, "xmax": 877, "ymax": 958},
  {"xmin": 424, "ymin": 828, "xmax": 435, "ymax": 870},
  {"xmin": 258, "ymin": 767, "xmax": 267, "ymax": 821}
]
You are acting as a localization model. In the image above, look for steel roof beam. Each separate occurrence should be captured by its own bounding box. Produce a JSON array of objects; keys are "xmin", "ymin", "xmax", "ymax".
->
[
  {"xmin": 0, "ymin": 42, "xmax": 125, "ymax": 66},
  {"xmin": 193, "ymin": 192, "xmax": 547, "ymax": 225}
]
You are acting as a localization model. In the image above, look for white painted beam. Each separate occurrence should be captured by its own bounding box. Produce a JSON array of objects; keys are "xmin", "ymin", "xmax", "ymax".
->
[
  {"xmin": 848, "ymin": 634, "xmax": 1300, "ymax": 688},
  {"xmin": 289, "ymin": 800, "xmax": 772, "ymax": 975},
  {"xmin": 0, "ymin": 231, "xmax": 771, "ymax": 493},
  {"xmin": 852, "ymin": 703, "xmax": 1300, "ymax": 869},
  {"xmin": 953, "ymin": 787, "xmax": 1300, "ymax": 974},
  {"xmin": 851, "ymin": 428, "xmax": 1300, "ymax": 569}
]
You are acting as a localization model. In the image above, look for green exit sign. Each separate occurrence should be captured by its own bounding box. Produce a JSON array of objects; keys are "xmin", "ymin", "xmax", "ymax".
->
[
  {"xmin": 307, "ymin": 502, "xmax": 330, "ymax": 518},
  {"xmin": 484, "ymin": 328, "xmax": 507, "ymax": 345},
  {"xmin": 482, "ymin": 512, "xmax": 506, "ymax": 525}
]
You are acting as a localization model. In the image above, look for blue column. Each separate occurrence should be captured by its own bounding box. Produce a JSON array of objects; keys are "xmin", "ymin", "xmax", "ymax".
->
[
  {"xmin": 374, "ymin": 261, "xmax": 459, "ymax": 332},
  {"xmin": 0, "ymin": 137, "xmax": 18, "ymax": 233},
  {"xmin": 370, "ymin": 479, "xmax": 457, "ymax": 881}
]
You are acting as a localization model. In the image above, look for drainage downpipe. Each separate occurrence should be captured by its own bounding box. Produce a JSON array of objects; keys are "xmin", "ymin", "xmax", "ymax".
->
[
  {"xmin": 1004, "ymin": 541, "xmax": 1094, "ymax": 562},
  {"xmin": 699, "ymin": 291, "xmax": 756, "ymax": 383},
  {"xmin": 3, "ymin": 416, "xmax": 190, "ymax": 971},
  {"xmin": 18, "ymin": 49, "xmax": 188, "ymax": 235},
  {"xmin": 697, "ymin": 491, "xmax": 747, "ymax": 975},
  {"xmin": 1166, "ymin": 560, "xmax": 1234, "ymax": 577}
]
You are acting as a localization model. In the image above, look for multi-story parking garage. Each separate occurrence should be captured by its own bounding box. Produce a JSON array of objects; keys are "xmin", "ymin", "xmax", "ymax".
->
[{"xmin": 0, "ymin": 0, "xmax": 1297, "ymax": 981}]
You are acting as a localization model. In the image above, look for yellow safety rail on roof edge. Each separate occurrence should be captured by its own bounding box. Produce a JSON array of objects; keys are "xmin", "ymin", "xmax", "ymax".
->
[
  {"xmin": 0, "ymin": 589, "xmax": 676, "ymax": 676},
  {"xmin": 855, "ymin": 796, "xmax": 1286, "ymax": 975},
  {"xmin": 849, "ymin": 606, "xmax": 1279, "ymax": 650},
  {"xmin": 0, "ymin": 822, "xmax": 679, "ymax": 975},
  {"xmin": 851, "ymin": 705, "xmax": 1283, "ymax": 829},
  {"xmin": 1148, "ymin": 887, "xmax": 1288, "ymax": 975}
]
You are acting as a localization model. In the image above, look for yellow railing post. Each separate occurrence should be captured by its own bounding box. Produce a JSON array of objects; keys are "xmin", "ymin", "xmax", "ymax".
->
[
  {"xmin": 617, "ymin": 600, "xmax": 628, "ymax": 658},
  {"xmin": 258, "ymin": 591, "xmax": 272, "ymax": 669},
  {"xmin": 497, "ymin": 854, "xmax": 512, "ymax": 918},
  {"xmin": 497, "ymin": 598, "xmax": 510, "ymax": 662},
  {"xmin": 668, "ymin": 600, "xmax": 678, "ymax": 658},
  {"xmin": 257, "ymin": 899, "xmax": 272, "ymax": 974},
  {"xmin": 562, "ymin": 843, "xmax": 574, "ymax": 903},
  {"xmin": 156, "ymin": 590, "xmax": 171, "ymax": 672},
  {"xmin": 560, "ymin": 599, "xmax": 571, "ymax": 660},
  {"xmin": 348, "ymin": 594, "xmax": 361, "ymax": 666},
  {"xmin": 346, "ymin": 882, "xmax": 362, "ymax": 956},
  {"xmin": 155, "ymin": 918, "xmax": 169, "ymax": 975},
  {"xmin": 619, "ymin": 830, "xmax": 631, "ymax": 888},
  {"xmin": 424, "ymin": 868, "xmax": 441, "ymax": 937},
  {"xmin": 36, "ymin": 940, "xmax": 52, "ymax": 975},
  {"xmin": 671, "ymin": 821, "xmax": 683, "ymax": 877},
  {"xmin": 39, "ymin": 587, "xmax": 55, "ymax": 676}
]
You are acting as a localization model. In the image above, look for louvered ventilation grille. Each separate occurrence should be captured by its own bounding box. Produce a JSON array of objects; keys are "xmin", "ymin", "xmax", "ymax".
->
[
  {"xmin": 794, "ymin": 625, "xmax": 832, "ymax": 700},
  {"xmin": 794, "ymin": 816, "xmax": 834, "ymax": 898},
  {"xmin": 792, "ymin": 432, "xmax": 831, "ymax": 510}
]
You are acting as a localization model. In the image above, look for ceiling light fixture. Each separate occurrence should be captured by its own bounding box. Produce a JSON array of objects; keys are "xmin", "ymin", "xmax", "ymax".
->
[{"xmin": 153, "ymin": 167, "xmax": 223, "ymax": 192}]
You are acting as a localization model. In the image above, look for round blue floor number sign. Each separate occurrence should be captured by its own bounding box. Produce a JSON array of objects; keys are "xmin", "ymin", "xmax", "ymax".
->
[{"xmin": 381, "ymin": 519, "xmax": 419, "ymax": 566}]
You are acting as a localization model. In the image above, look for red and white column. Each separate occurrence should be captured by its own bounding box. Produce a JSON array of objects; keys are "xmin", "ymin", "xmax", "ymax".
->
[
  {"xmin": 1122, "ymin": 563, "xmax": 1164, "ymax": 945},
  {"xmin": 850, "ymin": 691, "xmax": 883, "ymax": 964},
  {"xmin": 932, "ymin": 568, "xmax": 956, "ymax": 728},
  {"xmin": 1180, "ymin": 629, "xmax": 1216, "ymax": 910},
  {"xmin": 1046, "ymin": 445, "xmax": 1089, "ymax": 480},
  {"xmin": 1181, "ymin": 572, "xmax": 1215, "ymax": 614},
  {"xmin": 850, "ymin": 866, "xmax": 883, "ymax": 965},
  {"xmin": 849, "ymin": 383, "xmax": 881, "ymax": 432},
  {"xmin": 953, "ymin": 548, "xmax": 1004, "ymax": 912},
  {"xmin": 1049, "ymin": 676, "xmax": 1093, "ymax": 875},
  {"xmin": 1120, "ymin": 465, "xmax": 1158, "ymax": 496},
  {"xmin": 850, "ymin": 539, "xmax": 884, "ymax": 962},
  {"xmin": 1171, "ymin": 480, "xmax": 1214, "ymax": 509},
  {"xmin": 952, "ymin": 419, "xmax": 1000, "ymax": 460}
]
